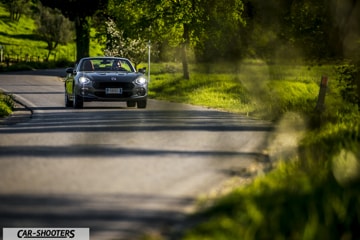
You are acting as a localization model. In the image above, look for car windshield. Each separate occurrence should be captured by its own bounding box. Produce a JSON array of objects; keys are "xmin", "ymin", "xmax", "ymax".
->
[{"xmin": 80, "ymin": 58, "xmax": 135, "ymax": 72}]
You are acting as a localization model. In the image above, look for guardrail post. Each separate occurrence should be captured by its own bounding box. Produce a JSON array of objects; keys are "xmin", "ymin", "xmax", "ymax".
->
[{"xmin": 316, "ymin": 75, "xmax": 328, "ymax": 112}]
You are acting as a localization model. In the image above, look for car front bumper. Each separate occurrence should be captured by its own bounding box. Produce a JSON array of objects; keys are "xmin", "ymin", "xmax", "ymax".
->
[{"xmin": 75, "ymin": 85, "xmax": 148, "ymax": 102}]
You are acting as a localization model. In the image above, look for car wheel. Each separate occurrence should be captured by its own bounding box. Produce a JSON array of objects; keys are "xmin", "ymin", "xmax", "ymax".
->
[
  {"xmin": 137, "ymin": 100, "xmax": 147, "ymax": 108},
  {"xmin": 65, "ymin": 91, "xmax": 73, "ymax": 107},
  {"xmin": 73, "ymin": 91, "xmax": 83, "ymax": 109},
  {"xmin": 126, "ymin": 101, "xmax": 136, "ymax": 107}
]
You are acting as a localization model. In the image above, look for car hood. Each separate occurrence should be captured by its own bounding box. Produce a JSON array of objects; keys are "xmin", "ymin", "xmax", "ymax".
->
[{"xmin": 81, "ymin": 72, "xmax": 143, "ymax": 82}]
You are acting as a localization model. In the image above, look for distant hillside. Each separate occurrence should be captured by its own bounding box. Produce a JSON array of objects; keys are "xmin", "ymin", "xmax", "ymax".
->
[{"xmin": 0, "ymin": 3, "xmax": 103, "ymax": 63}]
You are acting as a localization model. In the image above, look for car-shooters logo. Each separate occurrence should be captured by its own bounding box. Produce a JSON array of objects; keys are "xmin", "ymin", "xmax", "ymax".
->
[{"xmin": 3, "ymin": 228, "xmax": 89, "ymax": 240}]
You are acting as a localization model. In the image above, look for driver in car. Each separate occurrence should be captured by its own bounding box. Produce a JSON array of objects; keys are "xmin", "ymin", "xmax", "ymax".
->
[{"xmin": 113, "ymin": 60, "xmax": 126, "ymax": 71}]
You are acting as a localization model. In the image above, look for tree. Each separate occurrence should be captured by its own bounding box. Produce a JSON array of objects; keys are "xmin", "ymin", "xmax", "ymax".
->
[
  {"xmin": 2, "ymin": 0, "xmax": 31, "ymax": 21},
  {"xmin": 34, "ymin": 6, "xmax": 74, "ymax": 61},
  {"xmin": 133, "ymin": 0, "xmax": 207, "ymax": 79},
  {"xmin": 140, "ymin": 0, "xmax": 246, "ymax": 77},
  {"xmin": 102, "ymin": 0, "xmax": 247, "ymax": 78},
  {"xmin": 103, "ymin": 18, "xmax": 147, "ymax": 68},
  {"xmin": 282, "ymin": 0, "xmax": 336, "ymax": 60},
  {"xmin": 194, "ymin": 0, "xmax": 246, "ymax": 62},
  {"xmin": 158, "ymin": 0, "xmax": 196, "ymax": 79},
  {"xmin": 327, "ymin": 0, "xmax": 360, "ymax": 60},
  {"xmin": 105, "ymin": 0, "xmax": 202, "ymax": 79},
  {"xmin": 237, "ymin": 0, "xmax": 297, "ymax": 62},
  {"xmin": 243, "ymin": 0, "xmax": 360, "ymax": 62},
  {"xmin": 39, "ymin": 0, "xmax": 109, "ymax": 61}
]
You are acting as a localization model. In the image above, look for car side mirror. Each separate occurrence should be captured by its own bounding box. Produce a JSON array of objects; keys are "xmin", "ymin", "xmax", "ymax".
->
[
  {"xmin": 66, "ymin": 67, "xmax": 74, "ymax": 74},
  {"xmin": 138, "ymin": 67, "xmax": 146, "ymax": 74}
]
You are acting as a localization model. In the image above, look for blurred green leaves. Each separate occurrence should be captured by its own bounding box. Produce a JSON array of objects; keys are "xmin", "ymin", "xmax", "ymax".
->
[{"xmin": 0, "ymin": 92, "xmax": 14, "ymax": 117}]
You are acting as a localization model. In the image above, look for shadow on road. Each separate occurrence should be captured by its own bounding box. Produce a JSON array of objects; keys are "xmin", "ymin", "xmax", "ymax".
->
[
  {"xmin": 0, "ymin": 193, "xmax": 192, "ymax": 239},
  {"xmin": 0, "ymin": 95, "xmax": 273, "ymax": 239},
  {"xmin": 2, "ymin": 69, "xmax": 67, "ymax": 78},
  {"xmin": 0, "ymin": 110, "xmax": 273, "ymax": 134},
  {"xmin": 0, "ymin": 145, "xmax": 267, "ymax": 159}
]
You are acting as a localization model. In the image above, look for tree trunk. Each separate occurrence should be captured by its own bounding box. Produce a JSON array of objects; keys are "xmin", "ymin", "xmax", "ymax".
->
[
  {"xmin": 75, "ymin": 16, "xmax": 90, "ymax": 62},
  {"xmin": 181, "ymin": 23, "xmax": 190, "ymax": 80},
  {"xmin": 46, "ymin": 49, "xmax": 52, "ymax": 62},
  {"xmin": 328, "ymin": 0, "xmax": 359, "ymax": 59}
]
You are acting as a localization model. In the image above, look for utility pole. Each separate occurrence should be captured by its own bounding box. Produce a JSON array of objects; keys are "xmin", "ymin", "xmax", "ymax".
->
[
  {"xmin": 0, "ymin": 45, "xmax": 3, "ymax": 63},
  {"xmin": 148, "ymin": 40, "xmax": 151, "ymax": 82}
]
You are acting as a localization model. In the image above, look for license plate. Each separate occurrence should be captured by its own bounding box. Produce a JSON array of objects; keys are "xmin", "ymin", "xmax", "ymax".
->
[{"xmin": 106, "ymin": 88, "xmax": 122, "ymax": 94}]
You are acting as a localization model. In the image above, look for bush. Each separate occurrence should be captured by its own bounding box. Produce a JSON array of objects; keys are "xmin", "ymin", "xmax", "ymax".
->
[
  {"xmin": 335, "ymin": 63, "xmax": 360, "ymax": 109},
  {"xmin": 0, "ymin": 93, "xmax": 14, "ymax": 117},
  {"xmin": 0, "ymin": 102, "xmax": 12, "ymax": 117}
]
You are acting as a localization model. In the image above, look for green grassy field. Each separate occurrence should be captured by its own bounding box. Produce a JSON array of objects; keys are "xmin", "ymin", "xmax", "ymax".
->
[
  {"xmin": 178, "ymin": 65, "xmax": 360, "ymax": 240},
  {"xmin": 146, "ymin": 61, "xmax": 332, "ymax": 120},
  {"xmin": 137, "ymin": 62, "xmax": 360, "ymax": 240},
  {"xmin": 0, "ymin": 3, "xmax": 102, "ymax": 64}
]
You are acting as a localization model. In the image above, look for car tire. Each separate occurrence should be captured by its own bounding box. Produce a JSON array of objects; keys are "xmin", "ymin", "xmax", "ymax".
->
[
  {"xmin": 137, "ymin": 100, "xmax": 147, "ymax": 108},
  {"xmin": 65, "ymin": 92, "xmax": 73, "ymax": 107},
  {"xmin": 126, "ymin": 101, "xmax": 136, "ymax": 107},
  {"xmin": 73, "ymin": 91, "xmax": 83, "ymax": 109}
]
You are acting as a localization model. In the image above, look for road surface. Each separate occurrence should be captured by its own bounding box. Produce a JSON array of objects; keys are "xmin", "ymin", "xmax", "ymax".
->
[{"xmin": 0, "ymin": 70, "xmax": 272, "ymax": 239}]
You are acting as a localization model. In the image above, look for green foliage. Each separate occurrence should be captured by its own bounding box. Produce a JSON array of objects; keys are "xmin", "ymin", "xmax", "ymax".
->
[
  {"xmin": 0, "ymin": 92, "xmax": 14, "ymax": 117},
  {"xmin": 184, "ymin": 159, "xmax": 360, "ymax": 240},
  {"xmin": 149, "ymin": 64, "xmax": 254, "ymax": 114},
  {"xmin": 0, "ymin": 101, "xmax": 12, "ymax": 116},
  {"xmin": 2, "ymin": 93, "xmax": 15, "ymax": 109},
  {"xmin": 284, "ymin": 0, "xmax": 332, "ymax": 59},
  {"xmin": 300, "ymin": 120, "xmax": 360, "ymax": 165},
  {"xmin": 34, "ymin": 5, "xmax": 74, "ymax": 61},
  {"xmin": 335, "ymin": 63, "xmax": 360, "ymax": 108},
  {"xmin": 148, "ymin": 62, "xmax": 337, "ymax": 120},
  {"xmin": 175, "ymin": 62, "xmax": 360, "ymax": 240},
  {"xmin": 242, "ymin": 0, "xmax": 360, "ymax": 63},
  {"xmin": 102, "ymin": 18, "xmax": 147, "ymax": 67},
  {"xmin": 256, "ymin": 80, "xmax": 318, "ymax": 120},
  {"xmin": 3, "ymin": 0, "xmax": 32, "ymax": 21},
  {"xmin": 39, "ymin": 0, "xmax": 109, "ymax": 60},
  {"xmin": 39, "ymin": 0, "xmax": 109, "ymax": 20},
  {"xmin": 0, "ymin": 3, "xmax": 76, "ymax": 62},
  {"xmin": 0, "ymin": 2, "xmax": 103, "ymax": 64},
  {"xmin": 3, "ymin": 0, "xmax": 359, "ymax": 65},
  {"xmin": 194, "ymin": 0, "xmax": 246, "ymax": 61},
  {"xmin": 184, "ymin": 123, "xmax": 360, "ymax": 239}
]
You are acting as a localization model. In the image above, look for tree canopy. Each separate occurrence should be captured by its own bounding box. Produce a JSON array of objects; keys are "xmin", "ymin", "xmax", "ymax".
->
[
  {"xmin": 34, "ymin": 5, "xmax": 74, "ymax": 61},
  {"xmin": 39, "ymin": 0, "xmax": 109, "ymax": 61},
  {"xmin": 1, "ymin": 0, "xmax": 32, "ymax": 21},
  {"xmin": 102, "ymin": 18, "xmax": 147, "ymax": 68},
  {"xmin": 29, "ymin": 0, "xmax": 360, "ymax": 69},
  {"xmin": 243, "ymin": 0, "xmax": 360, "ymax": 62}
]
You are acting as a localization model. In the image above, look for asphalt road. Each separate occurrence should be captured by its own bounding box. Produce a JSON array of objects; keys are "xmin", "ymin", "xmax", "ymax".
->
[{"xmin": 0, "ymin": 70, "xmax": 272, "ymax": 239}]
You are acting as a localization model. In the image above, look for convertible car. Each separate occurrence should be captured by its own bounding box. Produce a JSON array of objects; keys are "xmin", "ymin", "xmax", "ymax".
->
[{"xmin": 64, "ymin": 57, "xmax": 148, "ymax": 108}]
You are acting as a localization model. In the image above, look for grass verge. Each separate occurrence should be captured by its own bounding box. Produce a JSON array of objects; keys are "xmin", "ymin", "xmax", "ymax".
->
[
  {"xmin": 0, "ymin": 91, "xmax": 14, "ymax": 117},
  {"xmin": 145, "ymin": 61, "xmax": 360, "ymax": 240}
]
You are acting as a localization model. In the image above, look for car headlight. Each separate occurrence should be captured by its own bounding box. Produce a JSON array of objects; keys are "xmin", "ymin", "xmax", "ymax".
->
[
  {"xmin": 135, "ymin": 77, "xmax": 147, "ymax": 85},
  {"xmin": 79, "ymin": 76, "xmax": 90, "ymax": 84}
]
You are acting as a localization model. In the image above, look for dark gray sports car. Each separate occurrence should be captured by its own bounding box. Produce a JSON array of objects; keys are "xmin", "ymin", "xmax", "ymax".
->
[{"xmin": 64, "ymin": 57, "xmax": 148, "ymax": 108}]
